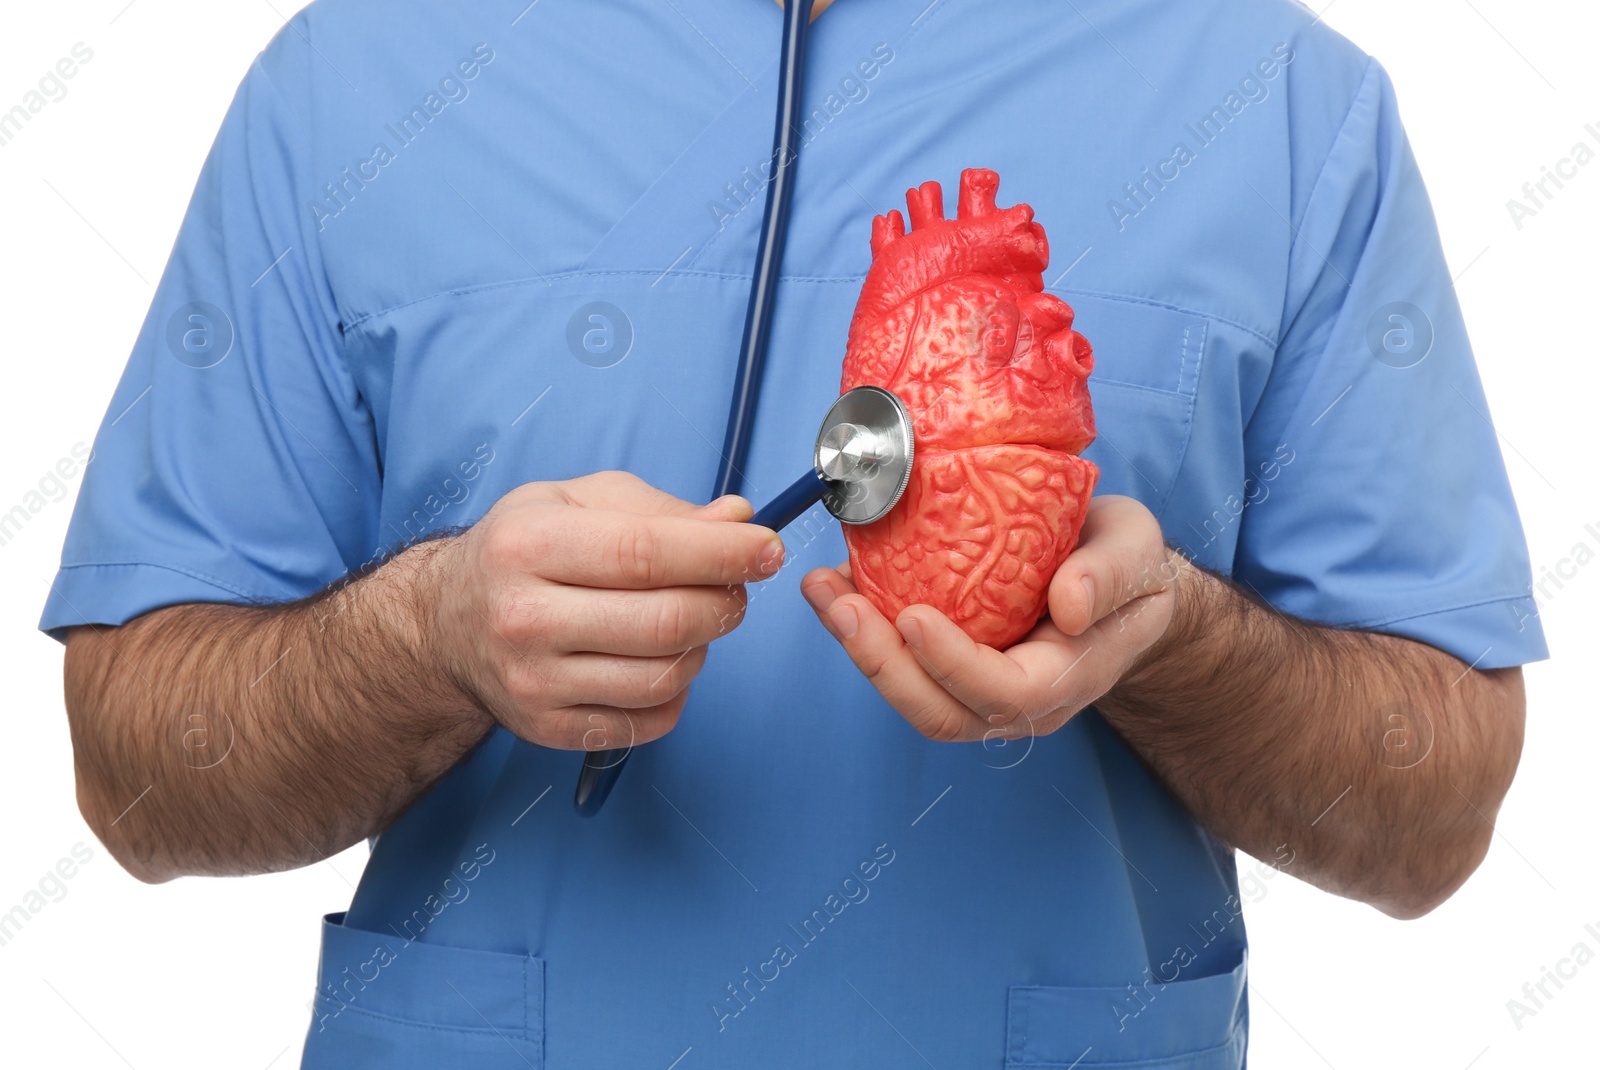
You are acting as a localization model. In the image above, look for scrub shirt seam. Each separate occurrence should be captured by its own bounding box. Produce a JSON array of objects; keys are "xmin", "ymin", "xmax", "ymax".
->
[
  {"xmin": 342, "ymin": 273, "xmax": 1271, "ymax": 361},
  {"xmin": 1053, "ymin": 286, "xmax": 1276, "ymax": 349},
  {"xmin": 1091, "ymin": 378, "xmax": 1192, "ymax": 401},
  {"xmin": 1286, "ymin": 56, "xmax": 1381, "ymax": 253},
  {"xmin": 1346, "ymin": 590, "xmax": 1535, "ymax": 631},
  {"xmin": 1239, "ymin": 60, "xmax": 1382, "ymax": 530},
  {"xmin": 252, "ymin": 55, "xmax": 365, "ymax": 386},
  {"xmin": 1003, "ymin": 1021, "xmax": 1246, "ymax": 1069},
  {"xmin": 341, "ymin": 270, "xmax": 874, "ymax": 332},
  {"xmin": 1017, "ymin": 984, "xmax": 1030, "ymax": 1063},
  {"xmin": 1266, "ymin": 55, "xmax": 1380, "ymax": 377},
  {"xmin": 50, "ymin": 560, "xmax": 269, "ymax": 602},
  {"xmin": 310, "ymin": 994, "xmax": 528, "ymax": 1038},
  {"xmin": 1153, "ymin": 320, "xmax": 1206, "ymax": 518}
]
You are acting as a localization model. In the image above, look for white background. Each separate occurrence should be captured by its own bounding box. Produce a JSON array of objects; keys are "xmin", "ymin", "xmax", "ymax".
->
[{"xmin": 0, "ymin": 1, "xmax": 1594, "ymax": 1066}]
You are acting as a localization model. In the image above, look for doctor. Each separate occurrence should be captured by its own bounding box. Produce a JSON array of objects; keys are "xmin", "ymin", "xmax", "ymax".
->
[{"xmin": 45, "ymin": 0, "xmax": 1542, "ymax": 1065}]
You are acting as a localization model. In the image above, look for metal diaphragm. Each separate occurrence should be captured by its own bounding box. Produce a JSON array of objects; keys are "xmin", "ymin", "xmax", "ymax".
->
[{"xmin": 815, "ymin": 386, "xmax": 915, "ymax": 525}]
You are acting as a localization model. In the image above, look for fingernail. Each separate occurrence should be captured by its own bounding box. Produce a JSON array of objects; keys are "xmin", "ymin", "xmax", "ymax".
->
[
  {"xmin": 898, "ymin": 616, "xmax": 924, "ymax": 649},
  {"xmin": 802, "ymin": 582, "xmax": 835, "ymax": 615},
  {"xmin": 1081, "ymin": 575, "xmax": 1097, "ymax": 618},
  {"xmin": 828, "ymin": 602, "xmax": 859, "ymax": 639},
  {"xmin": 758, "ymin": 538, "xmax": 785, "ymax": 575}
]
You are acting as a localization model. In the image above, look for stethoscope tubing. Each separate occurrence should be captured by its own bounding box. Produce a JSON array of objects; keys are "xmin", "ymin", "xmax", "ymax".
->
[{"xmin": 575, "ymin": 0, "xmax": 817, "ymax": 816}]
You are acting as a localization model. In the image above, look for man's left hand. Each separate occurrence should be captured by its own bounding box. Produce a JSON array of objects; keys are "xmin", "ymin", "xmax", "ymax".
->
[{"xmin": 800, "ymin": 494, "xmax": 1176, "ymax": 743}]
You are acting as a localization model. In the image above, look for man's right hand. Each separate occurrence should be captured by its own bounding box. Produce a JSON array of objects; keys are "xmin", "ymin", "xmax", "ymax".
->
[
  {"xmin": 427, "ymin": 471, "xmax": 784, "ymax": 752},
  {"xmin": 63, "ymin": 468, "xmax": 777, "ymax": 881}
]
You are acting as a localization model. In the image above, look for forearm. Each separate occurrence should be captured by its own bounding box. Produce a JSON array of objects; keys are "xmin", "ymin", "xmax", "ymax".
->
[
  {"xmin": 64, "ymin": 539, "xmax": 493, "ymax": 883},
  {"xmin": 1096, "ymin": 551, "xmax": 1526, "ymax": 918}
]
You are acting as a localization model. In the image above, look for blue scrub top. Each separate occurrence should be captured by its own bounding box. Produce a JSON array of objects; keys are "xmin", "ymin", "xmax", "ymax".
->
[{"xmin": 42, "ymin": 0, "xmax": 1547, "ymax": 1065}]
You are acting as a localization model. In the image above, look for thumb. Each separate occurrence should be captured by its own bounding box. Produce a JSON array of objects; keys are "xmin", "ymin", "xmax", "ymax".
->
[
  {"xmin": 695, "ymin": 494, "xmax": 755, "ymax": 523},
  {"xmin": 560, "ymin": 471, "xmax": 747, "ymax": 519}
]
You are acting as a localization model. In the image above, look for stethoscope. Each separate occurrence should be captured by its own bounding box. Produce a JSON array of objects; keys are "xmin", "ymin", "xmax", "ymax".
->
[{"xmin": 573, "ymin": 0, "xmax": 915, "ymax": 815}]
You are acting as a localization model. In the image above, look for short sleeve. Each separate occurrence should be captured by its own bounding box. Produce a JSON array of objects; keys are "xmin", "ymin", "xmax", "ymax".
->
[
  {"xmin": 39, "ymin": 52, "xmax": 381, "ymax": 642},
  {"xmin": 1234, "ymin": 58, "xmax": 1546, "ymax": 669}
]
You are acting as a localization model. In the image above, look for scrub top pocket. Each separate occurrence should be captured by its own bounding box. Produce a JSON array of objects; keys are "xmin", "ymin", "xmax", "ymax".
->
[
  {"xmin": 301, "ymin": 913, "xmax": 545, "ymax": 1069},
  {"xmin": 1005, "ymin": 948, "xmax": 1246, "ymax": 1069},
  {"xmin": 1062, "ymin": 293, "xmax": 1209, "ymax": 525}
]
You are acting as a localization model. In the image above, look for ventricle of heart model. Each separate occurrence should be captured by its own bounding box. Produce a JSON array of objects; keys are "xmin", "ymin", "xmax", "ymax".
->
[{"xmin": 840, "ymin": 168, "xmax": 1099, "ymax": 649}]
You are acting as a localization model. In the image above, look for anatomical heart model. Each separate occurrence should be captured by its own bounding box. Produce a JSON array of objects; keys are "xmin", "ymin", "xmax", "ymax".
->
[{"xmin": 840, "ymin": 168, "xmax": 1099, "ymax": 649}]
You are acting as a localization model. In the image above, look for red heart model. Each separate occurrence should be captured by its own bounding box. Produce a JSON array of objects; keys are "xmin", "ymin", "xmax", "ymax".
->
[{"xmin": 840, "ymin": 168, "xmax": 1099, "ymax": 649}]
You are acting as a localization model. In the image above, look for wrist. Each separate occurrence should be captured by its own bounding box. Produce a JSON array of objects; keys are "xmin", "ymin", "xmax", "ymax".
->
[{"xmin": 365, "ymin": 536, "xmax": 490, "ymax": 728}]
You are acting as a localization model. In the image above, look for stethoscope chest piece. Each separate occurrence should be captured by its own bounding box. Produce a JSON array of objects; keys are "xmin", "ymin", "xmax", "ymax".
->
[{"xmin": 816, "ymin": 386, "xmax": 915, "ymax": 525}]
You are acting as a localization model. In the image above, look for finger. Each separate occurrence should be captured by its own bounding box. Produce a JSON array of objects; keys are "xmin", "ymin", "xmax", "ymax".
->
[
  {"xmin": 1048, "ymin": 495, "xmax": 1170, "ymax": 636},
  {"xmin": 899, "ymin": 608, "xmax": 1125, "ymax": 733},
  {"xmin": 1069, "ymin": 573, "xmax": 1178, "ymax": 667},
  {"xmin": 546, "ymin": 585, "xmax": 748, "ymax": 655},
  {"xmin": 799, "ymin": 566, "xmax": 855, "ymax": 615},
  {"xmin": 1020, "ymin": 607, "xmax": 1165, "ymax": 704},
  {"xmin": 806, "ymin": 591, "xmax": 980, "ymax": 743},
  {"xmin": 516, "ymin": 508, "xmax": 783, "ymax": 589},
  {"xmin": 891, "ymin": 606, "xmax": 1034, "ymax": 722},
  {"xmin": 547, "ymin": 646, "xmax": 707, "ymax": 709},
  {"xmin": 805, "ymin": 569, "xmax": 1102, "ymax": 732},
  {"xmin": 696, "ymin": 494, "xmax": 755, "ymax": 522},
  {"xmin": 897, "ymin": 607, "xmax": 1095, "ymax": 732},
  {"xmin": 533, "ymin": 689, "xmax": 692, "ymax": 751}
]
